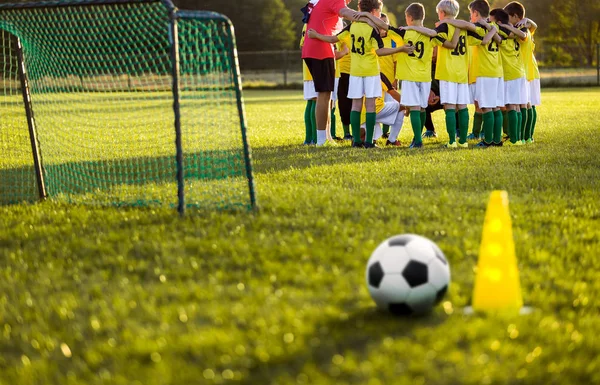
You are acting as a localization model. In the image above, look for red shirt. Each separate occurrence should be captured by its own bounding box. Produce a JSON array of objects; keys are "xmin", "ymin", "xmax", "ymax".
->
[{"xmin": 301, "ymin": 0, "xmax": 347, "ymax": 60}]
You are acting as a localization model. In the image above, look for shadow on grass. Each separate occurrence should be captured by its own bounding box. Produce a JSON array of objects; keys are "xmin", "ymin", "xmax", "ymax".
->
[
  {"xmin": 0, "ymin": 149, "xmax": 249, "ymax": 206},
  {"xmin": 238, "ymin": 306, "xmax": 448, "ymax": 384},
  {"xmin": 0, "ymin": 142, "xmax": 455, "ymax": 205}
]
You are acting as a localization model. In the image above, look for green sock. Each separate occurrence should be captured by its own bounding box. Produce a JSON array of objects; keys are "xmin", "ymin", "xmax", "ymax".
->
[
  {"xmin": 420, "ymin": 111, "xmax": 426, "ymax": 132},
  {"xmin": 493, "ymin": 110, "xmax": 503, "ymax": 144},
  {"xmin": 473, "ymin": 112, "xmax": 483, "ymax": 136},
  {"xmin": 330, "ymin": 107, "xmax": 337, "ymax": 138},
  {"xmin": 445, "ymin": 109, "xmax": 457, "ymax": 143},
  {"xmin": 482, "ymin": 111, "xmax": 494, "ymax": 144},
  {"xmin": 524, "ymin": 108, "xmax": 533, "ymax": 140},
  {"xmin": 521, "ymin": 108, "xmax": 528, "ymax": 141},
  {"xmin": 382, "ymin": 124, "xmax": 390, "ymax": 136},
  {"xmin": 531, "ymin": 106, "xmax": 537, "ymax": 139},
  {"xmin": 516, "ymin": 111, "xmax": 522, "ymax": 141},
  {"xmin": 304, "ymin": 100, "xmax": 313, "ymax": 143},
  {"xmin": 350, "ymin": 110, "xmax": 361, "ymax": 144},
  {"xmin": 343, "ymin": 124, "xmax": 350, "ymax": 136},
  {"xmin": 458, "ymin": 108, "xmax": 469, "ymax": 144},
  {"xmin": 410, "ymin": 111, "xmax": 422, "ymax": 145},
  {"xmin": 366, "ymin": 112, "xmax": 376, "ymax": 143},
  {"xmin": 502, "ymin": 110, "xmax": 509, "ymax": 136},
  {"xmin": 508, "ymin": 110, "xmax": 518, "ymax": 143},
  {"xmin": 311, "ymin": 101, "xmax": 317, "ymax": 143}
]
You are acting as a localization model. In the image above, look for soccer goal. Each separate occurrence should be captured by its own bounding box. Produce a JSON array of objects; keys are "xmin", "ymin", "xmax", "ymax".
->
[{"xmin": 0, "ymin": 0, "xmax": 256, "ymax": 214}]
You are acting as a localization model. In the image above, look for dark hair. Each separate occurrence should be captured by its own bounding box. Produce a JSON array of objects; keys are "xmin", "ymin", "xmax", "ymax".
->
[
  {"xmin": 358, "ymin": 0, "xmax": 382, "ymax": 13},
  {"xmin": 468, "ymin": 0, "xmax": 490, "ymax": 18},
  {"xmin": 405, "ymin": 3, "xmax": 425, "ymax": 21},
  {"xmin": 490, "ymin": 8, "xmax": 509, "ymax": 25},
  {"xmin": 504, "ymin": 1, "xmax": 525, "ymax": 19}
]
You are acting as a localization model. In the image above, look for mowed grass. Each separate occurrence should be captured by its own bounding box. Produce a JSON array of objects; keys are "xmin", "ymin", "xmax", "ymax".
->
[{"xmin": 1, "ymin": 88, "xmax": 599, "ymax": 385}]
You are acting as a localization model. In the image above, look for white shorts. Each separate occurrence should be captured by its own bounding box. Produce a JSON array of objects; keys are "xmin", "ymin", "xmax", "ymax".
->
[
  {"xmin": 348, "ymin": 75, "xmax": 381, "ymax": 99},
  {"xmin": 384, "ymin": 92, "xmax": 395, "ymax": 103},
  {"xmin": 469, "ymin": 83, "xmax": 476, "ymax": 104},
  {"xmin": 504, "ymin": 77, "xmax": 528, "ymax": 105},
  {"xmin": 400, "ymin": 81, "xmax": 431, "ymax": 109},
  {"xmin": 529, "ymin": 79, "xmax": 541, "ymax": 106},
  {"xmin": 332, "ymin": 77, "xmax": 339, "ymax": 102},
  {"xmin": 475, "ymin": 77, "xmax": 504, "ymax": 108},
  {"xmin": 360, "ymin": 100, "xmax": 400, "ymax": 127},
  {"xmin": 303, "ymin": 80, "xmax": 317, "ymax": 101},
  {"xmin": 439, "ymin": 81, "xmax": 470, "ymax": 106}
]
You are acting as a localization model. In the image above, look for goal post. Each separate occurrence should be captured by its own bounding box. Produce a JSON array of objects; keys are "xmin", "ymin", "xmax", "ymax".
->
[{"xmin": 0, "ymin": 0, "xmax": 256, "ymax": 213}]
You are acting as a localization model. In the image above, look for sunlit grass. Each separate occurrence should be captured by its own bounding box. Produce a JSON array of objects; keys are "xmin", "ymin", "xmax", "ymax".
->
[{"xmin": 0, "ymin": 88, "xmax": 599, "ymax": 384}]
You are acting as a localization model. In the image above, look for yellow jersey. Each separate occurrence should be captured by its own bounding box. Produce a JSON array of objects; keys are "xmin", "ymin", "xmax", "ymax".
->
[
  {"xmin": 379, "ymin": 35, "xmax": 397, "ymax": 84},
  {"xmin": 519, "ymin": 29, "xmax": 540, "ymax": 80},
  {"xmin": 432, "ymin": 23, "xmax": 476, "ymax": 84},
  {"xmin": 388, "ymin": 27, "xmax": 434, "ymax": 83},
  {"xmin": 337, "ymin": 22, "xmax": 384, "ymax": 77},
  {"xmin": 468, "ymin": 45, "xmax": 476, "ymax": 84},
  {"xmin": 336, "ymin": 41, "xmax": 351, "ymax": 75},
  {"xmin": 498, "ymin": 26, "xmax": 526, "ymax": 81},
  {"xmin": 360, "ymin": 75, "xmax": 395, "ymax": 123},
  {"xmin": 469, "ymin": 21, "xmax": 504, "ymax": 79},
  {"xmin": 301, "ymin": 25, "xmax": 313, "ymax": 82}
]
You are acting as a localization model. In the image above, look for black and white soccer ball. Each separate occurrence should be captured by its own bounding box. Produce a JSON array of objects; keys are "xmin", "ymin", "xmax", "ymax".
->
[{"xmin": 366, "ymin": 234, "xmax": 450, "ymax": 316}]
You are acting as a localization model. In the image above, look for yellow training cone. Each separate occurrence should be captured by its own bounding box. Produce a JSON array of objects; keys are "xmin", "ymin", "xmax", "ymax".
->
[{"xmin": 471, "ymin": 190, "xmax": 524, "ymax": 313}]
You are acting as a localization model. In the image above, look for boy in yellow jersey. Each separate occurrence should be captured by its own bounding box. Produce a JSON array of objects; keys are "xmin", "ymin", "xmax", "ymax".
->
[
  {"xmin": 301, "ymin": 24, "xmax": 318, "ymax": 145},
  {"xmin": 378, "ymin": 13, "xmax": 397, "ymax": 139},
  {"xmin": 432, "ymin": 0, "xmax": 492, "ymax": 148},
  {"xmin": 308, "ymin": 0, "xmax": 410, "ymax": 148},
  {"xmin": 386, "ymin": 3, "xmax": 440, "ymax": 148},
  {"xmin": 489, "ymin": 8, "xmax": 528, "ymax": 145},
  {"xmin": 444, "ymin": 0, "xmax": 504, "ymax": 147},
  {"xmin": 336, "ymin": 38, "xmax": 353, "ymax": 140},
  {"xmin": 332, "ymin": 43, "xmax": 349, "ymax": 141},
  {"xmin": 505, "ymin": 1, "xmax": 540, "ymax": 143},
  {"xmin": 358, "ymin": 76, "xmax": 405, "ymax": 146}
]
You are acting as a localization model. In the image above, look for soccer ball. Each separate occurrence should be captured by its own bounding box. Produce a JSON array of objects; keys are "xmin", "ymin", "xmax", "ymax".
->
[{"xmin": 366, "ymin": 234, "xmax": 450, "ymax": 316}]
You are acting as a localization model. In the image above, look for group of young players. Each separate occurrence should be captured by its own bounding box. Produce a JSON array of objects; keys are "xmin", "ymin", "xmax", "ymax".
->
[{"xmin": 300, "ymin": 0, "xmax": 541, "ymax": 148}]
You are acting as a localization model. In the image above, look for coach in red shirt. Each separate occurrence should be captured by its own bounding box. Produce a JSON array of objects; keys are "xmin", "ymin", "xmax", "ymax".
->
[{"xmin": 302, "ymin": 0, "xmax": 387, "ymax": 145}]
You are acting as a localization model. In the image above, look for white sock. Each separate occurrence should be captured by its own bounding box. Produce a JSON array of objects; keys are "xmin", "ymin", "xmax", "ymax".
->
[
  {"xmin": 388, "ymin": 112, "xmax": 405, "ymax": 143},
  {"xmin": 373, "ymin": 123, "xmax": 382, "ymax": 141},
  {"xmin": 316, "ymin": 130, "xmax": 327, "ymax": 145}
]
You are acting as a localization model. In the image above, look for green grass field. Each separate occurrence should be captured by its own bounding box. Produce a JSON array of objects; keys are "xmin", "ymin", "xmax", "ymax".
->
[{"xmin": 1, "ymin": 87, "xmax": 599, "ymax": 384}]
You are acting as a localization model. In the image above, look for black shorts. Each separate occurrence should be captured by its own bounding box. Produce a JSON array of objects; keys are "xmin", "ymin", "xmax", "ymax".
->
[{"xmin": 303, "ymin": 58, "xmax": 335, "ymax": 92}]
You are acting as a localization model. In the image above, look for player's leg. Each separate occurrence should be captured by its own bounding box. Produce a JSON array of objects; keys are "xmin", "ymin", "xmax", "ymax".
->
[
  {"xmin": 439, "ymin": 80, "xmax": 458, "ymax": 146},
  {"xmin": 348, "ymin": 75, "xmax": 366, "ymax": 146},
  {"xmin": 363, "ymin": 76, "xmax": 381, "ymax": 148},
  {"xmin": 338, "ymin": 73, "xmax": 352, "ymax": 140},
  {"xmin": 387, "ymin": 109, "xmax": 405, "ymax": 146},
  {"xmin": 401, "ymin": 80, "xmax": 423, "ymax": 147},
  {"xmin": 330, "ymin": 77, "xmax": 340, "ymax": 140},
  {"xmin": 364, "ymin": 97, "xmax": 377, "ymax": 147},
  {"xmin": 305, "ymin": 58, "xmax": 334, "ymax": 145},
  {"xmin": 456, "ymin": 83, "xmax": 470, "ymax": 146},
  {"xmin": 303, "ymin": 81, "xmax": 318, "ymax": 144},
  {"xmin": 492, "ymin": 78, "xmax": 504, "ymax": 146},
  {"xmin": 530, "ymin": 79, "xmax": 541, "ymax": 140}
]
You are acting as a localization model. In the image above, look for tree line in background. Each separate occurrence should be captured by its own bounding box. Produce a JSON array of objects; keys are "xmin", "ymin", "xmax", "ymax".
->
[
  {"xmin": 183, "ymin": 0, "xmax": 598, "ymax": 67},
  {"xmin": 4, "ymin": 0, "xmax": 598, "ymax": 66}
]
